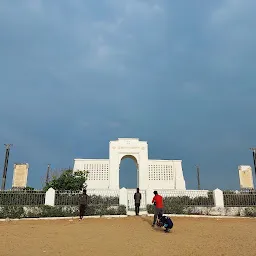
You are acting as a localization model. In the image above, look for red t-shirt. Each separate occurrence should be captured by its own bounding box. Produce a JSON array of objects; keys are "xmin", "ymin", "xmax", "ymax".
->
[{"xmin": 152, "ymin": 194, "xmax": 163, "ymax": 208}]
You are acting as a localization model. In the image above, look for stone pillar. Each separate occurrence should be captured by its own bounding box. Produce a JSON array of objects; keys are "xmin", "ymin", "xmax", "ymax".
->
[
  {"xmin": 119, "ymin": 187, "xmax": 128, "ymax": 210},
  {"xmin": 45, "ymin": 187, "xmax": 55, "ymax": 206},
  {"xmin": 213, "ymin": 188, "xmax": 224, "ymax": 207},
  {"xmin": 173, "ymin": 160, "xmax": 186, "ymax": 189}
]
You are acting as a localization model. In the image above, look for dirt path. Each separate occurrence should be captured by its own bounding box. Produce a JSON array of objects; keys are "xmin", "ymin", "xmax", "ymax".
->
[{"xmin": 0, "ymin": 216, "xmax": 255, "ymax": 256}]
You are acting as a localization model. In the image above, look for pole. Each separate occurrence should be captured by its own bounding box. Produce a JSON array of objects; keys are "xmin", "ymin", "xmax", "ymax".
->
[
  {"xmin": 195, "ymin": 165, "xmax": 201, "ymax": 190},
  {"xmin": 1, "ymin": 144, "xmax": 13, "ymax": 190},
  {"xmin": 46, "ymin": 164, "xmax": 50, "ymax": 184},
  {"xmin": 249, "ymin": 148, "xmax": 256, "ymax": 187}
]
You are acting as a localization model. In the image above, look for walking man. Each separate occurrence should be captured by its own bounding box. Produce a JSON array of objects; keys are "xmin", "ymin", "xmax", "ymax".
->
[
  {"xmin": 134, "ymin": 188, "xmax": 142, "ymax": 216},
  {"xmin": 152, "ymin": 190, "xmax": 163, "ymax": 226},
  {"xmin": 79, "ymin": 189, "xmax": 88, "ymax": 220}
]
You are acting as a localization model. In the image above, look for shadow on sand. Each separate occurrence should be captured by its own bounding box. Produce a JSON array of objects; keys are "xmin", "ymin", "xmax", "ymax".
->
[
  {"xmin": 141, "ymin": 216, "xmax": 153, "ymax": 226},
  {"xmin": 141, "ymin": 215, "xmax": 164, "ymax": 233}
]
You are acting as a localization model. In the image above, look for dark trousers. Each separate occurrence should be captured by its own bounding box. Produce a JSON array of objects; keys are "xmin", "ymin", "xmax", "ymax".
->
[
  {"xmin": 135, "ymin": 203, "xmax": 140, "ymax": 215},
  {"xmin": 166, "ymin": 221, "xmax": 173, "ymax": 230},
  {"xmin": 164, "ymin": 219, "xmax": 173, "ymax": 230},
  {"xmin": 153, "ymin": 207, "xmax": 163, "ymax": 225},
  {"xmin": 79, "ymin": 204, "xmax": 86, "ymax": 219}
]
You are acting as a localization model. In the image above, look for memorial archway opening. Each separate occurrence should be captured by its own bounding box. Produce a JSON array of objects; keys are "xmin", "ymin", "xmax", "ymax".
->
[{"xmin": 119, "ymin": 155, "xmax": 138, "ymax": 189}]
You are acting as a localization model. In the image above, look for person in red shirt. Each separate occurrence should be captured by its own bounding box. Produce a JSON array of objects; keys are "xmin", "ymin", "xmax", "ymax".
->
[{"xmin": 152, "ymin": 191, "xmax": 164, "ymax": 227}]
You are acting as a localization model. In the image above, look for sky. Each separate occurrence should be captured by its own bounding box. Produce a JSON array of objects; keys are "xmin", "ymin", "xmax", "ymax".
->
[{"xmin": 0, "ymin": 0, "xmax": 256, "ymax": 190}]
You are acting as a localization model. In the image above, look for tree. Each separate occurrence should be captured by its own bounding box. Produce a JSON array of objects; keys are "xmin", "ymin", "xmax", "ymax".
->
[
  {"xmin": 43, "ymin": 169, "xmax": 88, "ymax": 191},
  {"xmin": 23, "ymin": 186, "xmax": 35, "ymax": 191}
]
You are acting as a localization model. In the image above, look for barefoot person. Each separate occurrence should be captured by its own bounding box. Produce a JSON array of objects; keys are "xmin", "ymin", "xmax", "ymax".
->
[
  {"xmin": 152, "ymin": 190, "xmax": 163, "ymax": 226},
  {"xmin": 134, "ymin": 188, "xmax": 142, "ymax": 216},
  {"xmin": 79, "ymin": 189, "xmax": 88, "ymax": 220}
]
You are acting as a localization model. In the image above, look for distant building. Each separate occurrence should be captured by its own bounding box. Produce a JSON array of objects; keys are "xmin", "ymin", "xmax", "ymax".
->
[
  {"xmin": 73, "ymin": 138, "xmax": 186, "ymax": 190},
  {"xmin": 238, "ymin": 165, "xmax": 254, "ymax": 190},
  {"xmin": 12, "ymin": 163, "xmax": 29, "ymax": 189}
]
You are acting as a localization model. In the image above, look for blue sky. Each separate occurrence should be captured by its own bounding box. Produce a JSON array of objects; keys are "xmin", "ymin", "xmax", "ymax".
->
[{"xmin": 0, "ymin": 0, "xmax": 256, "ymax": 190}]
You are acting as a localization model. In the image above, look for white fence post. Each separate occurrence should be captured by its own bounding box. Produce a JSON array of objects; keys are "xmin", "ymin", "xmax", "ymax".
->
[
  {"xmin": 119, "ymin": 187, "xmax": 128, "ymax": 210},
  {"xmin": 45, "ymin": 187, "xmax": 55, "ymax": 206},
  {"xmin": 213, "ymin": 188, "xmax": 224, "ymax": 207}
]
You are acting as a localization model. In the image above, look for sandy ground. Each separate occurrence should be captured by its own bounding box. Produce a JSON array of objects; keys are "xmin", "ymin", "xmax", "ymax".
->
[{"xmin": 0, "ymin": 216, "xmax": 255, "ymax": 256}]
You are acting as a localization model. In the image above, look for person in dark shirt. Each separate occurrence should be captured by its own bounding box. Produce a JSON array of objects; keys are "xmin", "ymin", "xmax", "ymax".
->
[
  {"xmin": 152, "ymin": 190, "xmax": 164, "ymax": 226},
  {"xmin": 79, "ymin": 189, "xmax": 88, "ymax": 220},
  {"xmin": 134, "ymin": 188, "xmax": 142, "ymax": 216},
  {"xmin": 157, "ymin": 213, "xmax": 173, "ymax": 233}
]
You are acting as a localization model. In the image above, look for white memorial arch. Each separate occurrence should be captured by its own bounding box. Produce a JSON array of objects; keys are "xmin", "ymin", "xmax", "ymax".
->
[{"xmin": 73, "ymin": 138, "xmax": 186, "ymax": 190}]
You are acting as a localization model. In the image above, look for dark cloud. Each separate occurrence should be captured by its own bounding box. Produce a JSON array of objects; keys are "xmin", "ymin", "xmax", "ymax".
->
[{"xmin": 0, "ymin": 0, "xmax": 255, "ymax": 189}]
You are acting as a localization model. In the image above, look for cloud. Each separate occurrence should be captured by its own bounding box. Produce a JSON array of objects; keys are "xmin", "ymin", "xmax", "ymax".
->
[
  {"xmin": 208, "ymin": 0, "xmax": 256, "ymax": 73},
  {"xmin": 106, "ymin": 121, "xmax": 121, "ymax": 128},
  {"xmin": 211, "ymin": 0, "xmax": 256, "ymax": 25},
  {"xmin": 0, "ymin": 0, "xmax": 255, "ymax": 189}
]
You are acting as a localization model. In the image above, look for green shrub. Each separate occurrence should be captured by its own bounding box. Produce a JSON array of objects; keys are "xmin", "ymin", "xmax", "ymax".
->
[
  {"xmin": 0, "ymin": 204, "xmax": 127, "ymax": 219},
  {"xmin": 25, "ymin": 207, "xmax": 43, "ymax": 218},
  {"xmin": 184, "ymin": 207, "xmax": 205, "ymax": 215},
  {"xmin": 163, "ymin": 197, "xmax": 186, "ymax": 214},
  {"xmin": 147, "ymin": 197, "xmax": 188, "ymax": 214},
  {"xmin": 0, "ymin": 206, "xmax": 25, "ymax": 219},
  {"xmin": 40, "ymin": 206, "xmax": 76, "ymax": 217},
  {"xmin": 147, "ymin": 204, "xmax": 154, "ymax": 214},
  {"xmin": 147, "ymin": 203, "xmax": 185, "ymax": 215},
  {"xmin": 147, "ymin": 194, "xmax": 214, "ymax": 215},
  {"xmin": 85, "ymin": 204, "xmax": 126, "ymax": 216},
  {"xmin": 116, "ymin": 205, "xmax": 126, "ymax": 215},
  {"xmin": 244, "ymin": 207, "xmax": 256, "ymax": 217}
]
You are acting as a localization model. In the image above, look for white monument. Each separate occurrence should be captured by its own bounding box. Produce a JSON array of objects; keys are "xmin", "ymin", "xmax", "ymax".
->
[
  {"xmin": 12, "ymin": 163, "xmax": 29, "ymax": 189},
  {"xmin": 238, "ymin": 165, "xmax": 254, "ymax": 190},
  {"xmin": 73, "ymin": 138, "xmax": 186, "ymax": 190}
]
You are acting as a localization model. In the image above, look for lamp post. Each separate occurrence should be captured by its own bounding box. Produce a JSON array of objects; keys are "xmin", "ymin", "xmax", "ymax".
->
[
  {"xmin": 1, "ymin": 144, "xmax": 13, "ymax": 190},
  {"xmin": 45, "ymin": 164, "xmax": 51, "ymax": 184},
  {"xmin": 195, "ymin": 164, "xmax": 201, "ymax": 190},
  {"xmin": 249, "ymin": 148, "xmax": 256, "ymax": 187}
]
